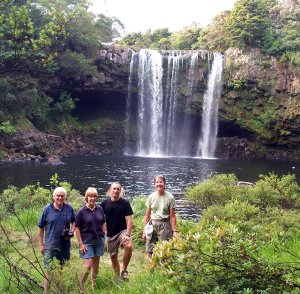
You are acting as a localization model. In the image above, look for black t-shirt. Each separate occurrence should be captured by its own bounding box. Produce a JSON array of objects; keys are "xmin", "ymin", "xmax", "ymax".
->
[
  {"xmin": 75, "ymin": 205, "xmax": 105, "ymax": 241},
  {"xmin": 100, "ymin": 198, "xmax": 133, "ymax": 237}
]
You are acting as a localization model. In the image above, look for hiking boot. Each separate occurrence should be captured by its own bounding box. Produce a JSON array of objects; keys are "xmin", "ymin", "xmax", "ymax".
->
[{"xmin": 121, "ymin": 270, "xmax": 128, "ymax": 280}]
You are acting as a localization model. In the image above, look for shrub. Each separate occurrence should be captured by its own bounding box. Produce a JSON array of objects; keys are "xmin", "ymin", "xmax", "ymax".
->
[
  {"xmin": 247, "ymin": 173, "xmax": 300, "ymax": 209},
  {"xmin": 1, "ymin": 184, "xmax": 51, "ymax": 215},
  {"xmin": 150, "ymin": 173, "xmax": 300, "ymax": 292},
  {"xmin": 0, "ymin": 178, "xmax": 83, "ymax": 216},
  {"xmin": 0, "ymin": 121, "xmax": 16, "ymax": 135},
  {"xmin": 131, "ymin": 195, "xmax": 147, "ymax": 246},
  {"xmin": 151, "ymin": 220, "xmax": 300, "ymax": 293},
  {"xmin": 185, "ymin": 173, "xmax": 239, "ymax": 208},
  {"xmin": 201, "ymin": 200, "xmax": 260, "ymax": 233}
]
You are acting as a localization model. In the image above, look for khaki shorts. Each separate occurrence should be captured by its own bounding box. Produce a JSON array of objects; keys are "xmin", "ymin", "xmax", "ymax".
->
[
  {"xmin": 107, "ymin": 229, "xmax": 129, "ymax": 256},
  {"xmin": 145, "ymin": 219, "xmax": 173, "ymax": 253}
]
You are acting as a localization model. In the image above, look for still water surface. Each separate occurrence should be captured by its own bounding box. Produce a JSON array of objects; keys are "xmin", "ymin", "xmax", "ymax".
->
[{"xmin": 0, "ymin": 155, "xmax": 299, "ymax": 218}]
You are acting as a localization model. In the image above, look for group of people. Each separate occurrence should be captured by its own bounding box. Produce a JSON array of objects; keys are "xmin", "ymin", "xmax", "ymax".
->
[{"xmin": 38, "ymin": 176, "xmax": 178, "ymax": 293}]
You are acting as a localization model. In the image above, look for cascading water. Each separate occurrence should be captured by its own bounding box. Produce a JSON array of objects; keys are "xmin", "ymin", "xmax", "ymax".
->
[
  {"xmin": 197, "ymin": 52, "xmax": 223, "ymax": 158},
  {"xmin": 177, "ymin": 52, "xmax": 199, "ymax": 155},
  {"xmin": 124, "ymin": 50, "xmax": 138, "ymax": 155},
  {"xmin": 136, "ymin": 49, "xmax": 164, "ymax": 156},
  {"xmin": 125, "ymin": 49, "xmax": 223, "ymax": 158}
]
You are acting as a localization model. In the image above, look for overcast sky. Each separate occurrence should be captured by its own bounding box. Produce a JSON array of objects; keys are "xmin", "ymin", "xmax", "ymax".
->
[{"xmin": 90, "ymin": 0, "xmax": 237, "ymax": 34}]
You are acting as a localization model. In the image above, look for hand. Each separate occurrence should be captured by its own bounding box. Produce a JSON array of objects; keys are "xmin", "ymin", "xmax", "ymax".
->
[
  {"xmin": 173, "ymin": 231, "xmax": 179, "ymax": 238},
  {"xmin": 142, "ymin": 232, "xmax": 146, "ymax": 242},
  {"xmin": 80, "ymin": 244, "xmax": 87, "ymax": 255},
  {"xmin": 40, "ymin": 244, "xmax": 45, "ymax": 255},
  {"xmin": 121, "ymin": 235, "xmax": 131, "ymax": 246}
]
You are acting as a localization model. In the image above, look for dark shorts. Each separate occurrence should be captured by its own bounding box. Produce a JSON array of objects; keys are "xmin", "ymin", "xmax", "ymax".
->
[
  {"xmin": 79, "ymin": 237, "xmax": 105, "ymax": 259},
  {"xmin": 145, "ymin": 219, "xmax": 173, "ymax": 253},
  {"xmin": 44, "ymin": 247, "xmax": 70, "ymax": 268}
]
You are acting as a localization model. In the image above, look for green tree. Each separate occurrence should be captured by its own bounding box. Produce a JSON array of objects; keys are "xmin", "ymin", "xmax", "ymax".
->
[
  {"xmin": 169, "ymin": 25, "xmax": 201, "ymax": 50},
  {"xmin": 195, "ymin": 11, "xmax": 230, "ymax": 51},
  {"xmin": 95, "ymin": 13, "xmax": 125, "ymax": 44},
  {"xmin": 267, "ymin": 0, "xmax": 300, "ymax": 72},
  {"xmin": 116, "ymin": 32, "xmax": 145, "ymax": 48},
  {"xmin": 226, "ymin": 0, "xmax": 276, "ymax": 48},
  {"xmin": 0, "ymin": 3, "xmax": 35, "ymax": 72},
  {"xmin": 58, "ymin": 49, "xmax": 98, "ymax": 80}
]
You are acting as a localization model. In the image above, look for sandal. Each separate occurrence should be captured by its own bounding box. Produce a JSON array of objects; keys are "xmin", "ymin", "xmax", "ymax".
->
[{"xmin": 121, "ymin": 270, "xmax": 128, "ymax": 280}]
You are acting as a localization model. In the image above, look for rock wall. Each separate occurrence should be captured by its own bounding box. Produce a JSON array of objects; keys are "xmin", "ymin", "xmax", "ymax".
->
[{"xmin": 221, "ymin": 48, "xmax": 300, "ymax": 156}]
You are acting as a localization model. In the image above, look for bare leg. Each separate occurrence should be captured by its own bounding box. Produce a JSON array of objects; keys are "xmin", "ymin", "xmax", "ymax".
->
[
  {"xmin": 91, "ymin": 256, "xmax": 100, "ymax": 289},
  {"xmin": 44, "ymin": 272, "xmax": 50, "ymax": 294},
  {"xmin": 145, "ymin": 252, "xmax": 152, "ymax": 261},
  {"xmin": 110, "ymin": 254, "xmax": 120, "ymax": 275},
  {"xmin": 122, "ymin": 242, "xmax": 132, "ymax": 272},
  {"xmin": 80, "ymin": 258, "xmax": 92, "ymax": 293}
]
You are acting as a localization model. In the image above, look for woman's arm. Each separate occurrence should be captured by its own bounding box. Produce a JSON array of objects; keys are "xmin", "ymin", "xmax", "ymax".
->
[
  {"xmin": 169, "ymin": 208, "xmax": 178, "ymax": 236},
  {"xmin": 102, "ymin": 223, "xmax": 107, "ymax": 235},
  {"xmin": 75, "ymin": 227, "xmax": 87, "ymax": 254},
  {"xmin": 70, "ymin": 222, "xmax": 75, "ymax": 233}
]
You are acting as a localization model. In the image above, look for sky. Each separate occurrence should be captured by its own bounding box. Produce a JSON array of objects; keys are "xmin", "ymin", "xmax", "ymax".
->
[{"xmin": 90, "ymin": 0, "xmax": 237, "ymax": 34}]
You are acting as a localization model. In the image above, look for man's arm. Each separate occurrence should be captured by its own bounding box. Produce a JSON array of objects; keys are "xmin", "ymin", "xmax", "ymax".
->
[
  {"xmin": 38, "ymin": 227, "xmax": 45, "ymax": 255},
  {"xmin": 125, "ymin": 215, "xmax": 133, "ymax": 237}
]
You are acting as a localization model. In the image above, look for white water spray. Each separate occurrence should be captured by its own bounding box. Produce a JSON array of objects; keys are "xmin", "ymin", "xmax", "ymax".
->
[{"xmin": 198, "ymin": 52, "xmax": 223, "ymax": 158}]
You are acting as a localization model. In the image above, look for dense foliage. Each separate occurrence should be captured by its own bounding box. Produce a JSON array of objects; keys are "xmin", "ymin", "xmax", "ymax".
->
[
  {"xmin": 117, "ymin": 0, "xmax": 300, "ymax": 73},
  {"xmin": 117, "ymin": 0, "xmax": 299, "ymax": 58},
  {"xmin": 150, "ymin": 173, "xmax": 300, "ymax": 293},
  {"xmin": 0, "ymin": 0, "xmax": 124, "ymax": 133}
]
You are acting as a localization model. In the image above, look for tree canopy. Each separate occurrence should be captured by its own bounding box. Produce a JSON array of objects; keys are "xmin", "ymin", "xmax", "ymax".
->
[{"xmin": 0, "ymin": 0, "xmax": 124, "ymax": 131}]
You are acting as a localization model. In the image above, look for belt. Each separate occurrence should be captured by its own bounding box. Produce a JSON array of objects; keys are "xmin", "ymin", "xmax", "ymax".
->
[{"xmin": 152, "ymin": 218, "xmax": 170, "ymax": 223}]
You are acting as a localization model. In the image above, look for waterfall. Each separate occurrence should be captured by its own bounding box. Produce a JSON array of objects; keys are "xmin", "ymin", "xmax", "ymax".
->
[
  {"xmin": 125, "ymin": 49, "xmax": 223, "ymax": 158},
  {"xmin": 136, "ymin": 49, "xmax": 164, "ymax": 156},
  {"xmin": 124, "ymin": 50, "xmax": 138, "ymax": 155},
  {"xmin": 197, "ymin": 52, "xmax": 223, "ymax": 158},
  {"xmin": 177, "ymin": 52, "xmax": 199, "ymax": 155},
  {"xmin": 164, "ymin": 51, "xmax": 185, "ymax": 155}
]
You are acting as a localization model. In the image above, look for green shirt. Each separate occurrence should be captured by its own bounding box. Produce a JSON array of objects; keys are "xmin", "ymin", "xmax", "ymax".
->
[{"xmin": 146, "ymin": 191, "xmax": 176, "ymax": 220}]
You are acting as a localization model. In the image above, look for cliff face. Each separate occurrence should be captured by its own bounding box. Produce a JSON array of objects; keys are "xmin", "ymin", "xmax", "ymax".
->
[
  {"xmin": 54, "ymin": 48, "xmax": 133, "ymax": 95},
  {"xmin": 221, "ymin": 48, "xmax": 300, "ymax": 154},
  {"xmin": 42, "ymin": 47, "xmax": 300, "ymax": 160}
]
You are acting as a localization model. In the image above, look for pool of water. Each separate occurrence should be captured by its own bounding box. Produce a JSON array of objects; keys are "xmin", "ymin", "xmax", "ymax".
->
[{"xmin": 1, "ymin": 155, "xmax": 298, "ymax": 219}]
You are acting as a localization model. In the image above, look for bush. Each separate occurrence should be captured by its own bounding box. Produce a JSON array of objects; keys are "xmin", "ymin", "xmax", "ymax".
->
[
  {"xmin": 0, "ymin": 178, "xmax": 83, "ymax": 217},
  {"xmin": 131, "ymin": 196, "xmax": 147, "ymax": 246},
  {"xmin": 1, "ymin": 184, "xmax": 51, "ymax": 215},
  {"xmin": 248, "ymin": 173, "xmax": 300, "ymax": 209},
  {"xmin": 201, "ymin": 200, "xmax": 260, "ymax": 232},
  {"xmin": 185, "ymin": 173, "xmax": 239, "ymax": 208},
  {"xmin": 151, "ymin": 220, "xmax": 300, "ymax": 293},
  {"xmin": 150, "ymin": 173, "xmax": 300, "ymax": 292},
  {"xmin": 0, "ymin": 121, "xmax": 16, "ymax": 135},
  {"xmin": 185, "ymin": 173, "xmax": 300, "ymax": 211}
]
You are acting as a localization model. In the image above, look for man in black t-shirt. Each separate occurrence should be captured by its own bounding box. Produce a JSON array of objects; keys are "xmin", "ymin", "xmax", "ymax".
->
[{"xmin": 101, "ymin": 182, "xmax": 133, "ymax": 279}]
